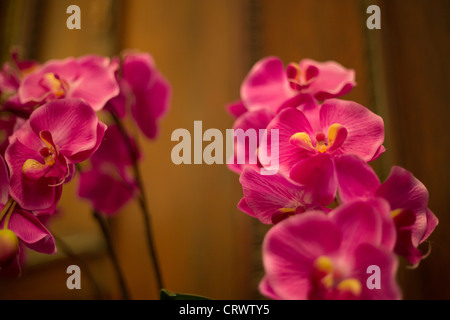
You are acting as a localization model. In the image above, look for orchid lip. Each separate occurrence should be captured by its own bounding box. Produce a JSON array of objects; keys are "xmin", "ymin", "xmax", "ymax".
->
[
  {"xmin": 312, "ymin": 255, "xmax": 362, "ymax": 296},
  {"xmin": 22, "ymin": 131, "xmax": 68, "ymax": 186},
  {"xmin": 41, "ymin": 73, "xmax": 69, "ymax": 98},
  {"xmin": 289, "ymin": 123, "xmax": 348, "ymax": 154},
  {"xmin": 271, "ymin": 206, "xmax": 305, "ymax": 224},
  {"xmin": 286, "ymin": 62, "xmax": 317, "ymax": 91}
]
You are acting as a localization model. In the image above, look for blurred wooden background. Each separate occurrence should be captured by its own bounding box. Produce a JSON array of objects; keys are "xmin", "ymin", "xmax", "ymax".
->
[{"xmin": 0, "ymin": 0, "xmax": 449, "ymax": 299}]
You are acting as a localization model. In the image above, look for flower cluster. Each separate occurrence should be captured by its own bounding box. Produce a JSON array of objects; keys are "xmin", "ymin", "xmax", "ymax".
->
[
  {"xmin": 227, "ymin": 56, "xmax": 438, "ymax": 300},
  {"xmin": 0, "ymin": 49, "xmax": 171, "ymax": 274}
]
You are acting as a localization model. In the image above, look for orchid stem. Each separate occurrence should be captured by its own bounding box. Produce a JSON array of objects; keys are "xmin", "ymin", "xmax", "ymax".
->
[
  {"xmin": 53, "ymin": 233, "xmax": 105, "ymax": 300},
  {"xmin": 93, "ymin": 210, "xmax": 130, "ymax": 300},
  {"xmin": 109, "ymin": 110, "xmax": 165, "ymax": 292}
]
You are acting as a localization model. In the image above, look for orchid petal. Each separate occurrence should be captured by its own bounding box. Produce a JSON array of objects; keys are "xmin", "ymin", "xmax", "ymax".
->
[
  {"xmin": 241, "ymin": 57, "xmax": 294, "ymax": 112},
  {"xmin": 320, "ymin": 99, "xmax": 384, "ymax": 161},
  {"xmin": 7, "ymin": 208, "xmax": 56, "ymax": 254},
  {"xmin": 335, "ymin": 154, "xmax": 381, "ymax": 203}
]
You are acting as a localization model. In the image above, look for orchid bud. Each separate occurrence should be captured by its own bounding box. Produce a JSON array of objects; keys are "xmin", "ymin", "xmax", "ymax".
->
[{"xmin": 0, "ymin": 229, "xmax": 19, "ymax": 267}]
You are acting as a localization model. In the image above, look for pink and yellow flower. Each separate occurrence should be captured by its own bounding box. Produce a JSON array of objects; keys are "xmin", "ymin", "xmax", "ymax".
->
[
  {"xmin": 227, "ymin": 56, "xmax": 355, "ymax": 174},
  {"xmin": 238, "ymin": 166, "xmax": 329, "ymax": 224},
  {"xmin": 5, "ymin": 99, "xmax": 106, "ymax": 211},
  {"xmin": 260, "ymin": 98, "xmax": 384, "ymax": 204},
  {"xmin": 107, "ymin": 53, "xmax": 171, "ymax": 139},
  {"xmin": 0, "ymin": 155, "xmax": 55, "ymax": 271},
  {"xmin": 335, "ymin": 154, "xmax": 438, "ymax": 265},
  {"xmin": 18, "ymin": 55, "xmax": 119, "ymax": 111},
  {"xmin": 78, "ymin": 125, "xmax": 139, "ymax": 216},
  {"xmin": 260, "ymin": 199, "xmax": 400, "ymax": 300}
]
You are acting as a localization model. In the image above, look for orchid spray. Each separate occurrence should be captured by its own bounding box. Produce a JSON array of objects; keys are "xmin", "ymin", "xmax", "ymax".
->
[
  {"xmin": 0, "ymin": 48, "xmax": 171, "ymax": 299},
  {"xmin": 228, "ymin": 56, "xmax": 438, "ymax": 300}
]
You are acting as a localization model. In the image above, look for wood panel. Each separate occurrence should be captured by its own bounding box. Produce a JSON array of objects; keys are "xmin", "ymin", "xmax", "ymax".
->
[{"xmin": 379, "ymin": 0, "xmax": 450, "ymax": 299}]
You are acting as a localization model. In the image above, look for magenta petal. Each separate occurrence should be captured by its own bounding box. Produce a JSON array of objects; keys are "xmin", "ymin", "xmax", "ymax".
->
[
  {"xmin": 320, "ymin": 99, "xmax": 384, "ymax": 161},
  {"xmin": 226, "ymin": 100, "xmax": 247, "ymax": 119},
  {"xmin": 19, "ymin": 56, "xmax": 119, "ymax": 111},
  {"xmin": 422, "ymin": 208, "xmax": 438, "ymax": 244},
  {"xmin": 392, "ymin": 209, "xmax": 423, "ymax": 265},
  {"xmin": 90, "ymin": 124, "xmax": 139, "ymax": 168},
  {"xmin": 122, "ymin": 53, "xmax": 155, "ymax": 92},
  {"xmin": 78, "ymin": 168, "xmax": 135, "ymax": 216},
  {"xmin": 66, "ymin": 121, "xmax": 107, "ymax": 163},
  {"xmin": 106, "ymin": 77, "xmax": 130, "ymax": 118},
  {"xmin": 375, "ymin": 166, "xmax": 434, "ymax": 246},
  {"xmin": 353, "ymin": 243, "xmax": 401, "ymax": 300},
  {"xmin": 131, "ymin": 74, "xmax": 171, "ymax": 139},
  {"xmin": 237, "ymin": 197, "xmax": 256, "ymax": 218},
  {"xmin": 335, "ymin": 154, "xmax": 380, "ymax": 203},
  {"xmin": 241, "ymin": 57, "xmax": 294, "ymax": 112},
  {"xmin": 8, "ymin": 208, "xmax": 56, "ymax": 254},
  {"xmin": 289, "ymin": 154, "xmax": 336, "ymax": 206},
  {"xmin": 5, "ymin": 140, "xmax": 62, "ymax": 211},
  {"xmin": 376, "ymin": 166, "xmax": 429, "ymax": 217},
  {"xmin": 278, "ymin": 93, "xmax": 321, "ymax": 132},
  {"xmin": 233, "ymin": 107, "xmax": 274, "ymax": 133},
  {"xmin": 70, "ymin": 56, "xmax": 120, "ymax": 111},
  {"xmin": 228, "ymin": 108, "xmax": 274, "ymax": 174},
  {"xmin": 18, "ymin": 57, "xmax": 77, "ymax": 103},
  {"xmin": 262, "ymin": 211, "xmax": 341, "ymax": 300},
  {"xmin": 259, "ymin": 276, "xmax": 280, "ymax": 300},
  {"xmin": 8, "ymin": 121, "xmax": 43, "ymax": 152},
  {"xmin": 299, "ymin": 59, "xmax": 356, "ymax": 100},
  {"xmin": 29, "ymin": 99, "xmax": 100, "ymax": 158},
  {"xmin": 369, "ymin": 145, "xmax": 386, "ymax": 162},
  {"xmin": 239, "ymin": 167, "xmax": 307, "ymax": 224},
  {"xmin": 330, "ymin": 200, "xmax": 391, "ymax": 254},
  {"xmin": 263, "ymin": 108, "xmax": 314, "ymax": 174}
]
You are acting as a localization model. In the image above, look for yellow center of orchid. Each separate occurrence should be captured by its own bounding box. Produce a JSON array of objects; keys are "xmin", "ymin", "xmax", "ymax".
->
[
  {"xmin": 288, "ymin": 63, "xmax": 307, "ymax": 86},
  {"xmin": 44, "ymin": 73, "xmax": 66, "ymax": 98},
  {"xmin": 391, "ymin": 208, "xmax": 403, "ymax": 219},
  {"xmin": 22, "ymin": 131, "xmax": 58, "ymax": 178},
  {"xmin": 290, "ymin": 123, "xmax": 347, "ymax": 154},
  {"xmin": 313, "ymin": 255, "xmax": 362, "ymax": 296}
]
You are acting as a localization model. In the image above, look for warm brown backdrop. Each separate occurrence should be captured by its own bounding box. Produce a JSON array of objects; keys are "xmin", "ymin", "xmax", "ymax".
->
[{"xmin": 0, "ymin": 0, "xmax": 449, "ymax": 300}]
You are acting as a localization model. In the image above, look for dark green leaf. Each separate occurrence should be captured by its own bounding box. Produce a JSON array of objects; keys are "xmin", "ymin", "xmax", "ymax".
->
[{"xmin": 160, "ymin": 289, "xmax": 212, "ymax": 300}]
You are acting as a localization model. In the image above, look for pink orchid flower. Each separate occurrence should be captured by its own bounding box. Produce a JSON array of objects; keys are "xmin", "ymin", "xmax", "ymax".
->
[
  {"xmin": 226, "ymin": 107, "xmax": 274, "ymax": 174},
  {"xmin": 226, "ymin": 56, "xmax": 354, "ymax": 175},
  {"xmin": 107, "ymin": 53, "xmax": 171, "ymax": 139},
  {"xmin": 0, "ymin": 50, "xmax": 40, "ymax": 116},
  {"xmin": 260, "ymin": 98, "xmax": 384, "ymax": 204},
  {"xmin": 238, "ymin": 167, "xmax": 329, "ymax": 224},
  {"xmin": 227, "ymin": 94, "xmax": 319, "ymax": 175},
  {"xmin": 260, "ymin": 199, "xmax": 400, "ymax": 300},
  {"xmin": 18, "ymin": 55, "xmax": 119, "ymax": 111},
  {"xmin": 0, "ymin": 49, "xmax": 39, "ymax": 95},
  {"xmin": 335, "ymin": 154, "xmax": 439, "ymax": 266},
  {"xmin": 240, "ymin": 56, "xmax": 355, "ymax": 114},
  {"xmin": 78, "ymin": 125, "xmax": 138, "ymax": 216},
  {"xmin": 0, "ymin": 155, "xmax": 55, "ymax": 271},
  {"xmin": 5, "ymin": 99, "xmax": 106, "ymax": 211}
]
